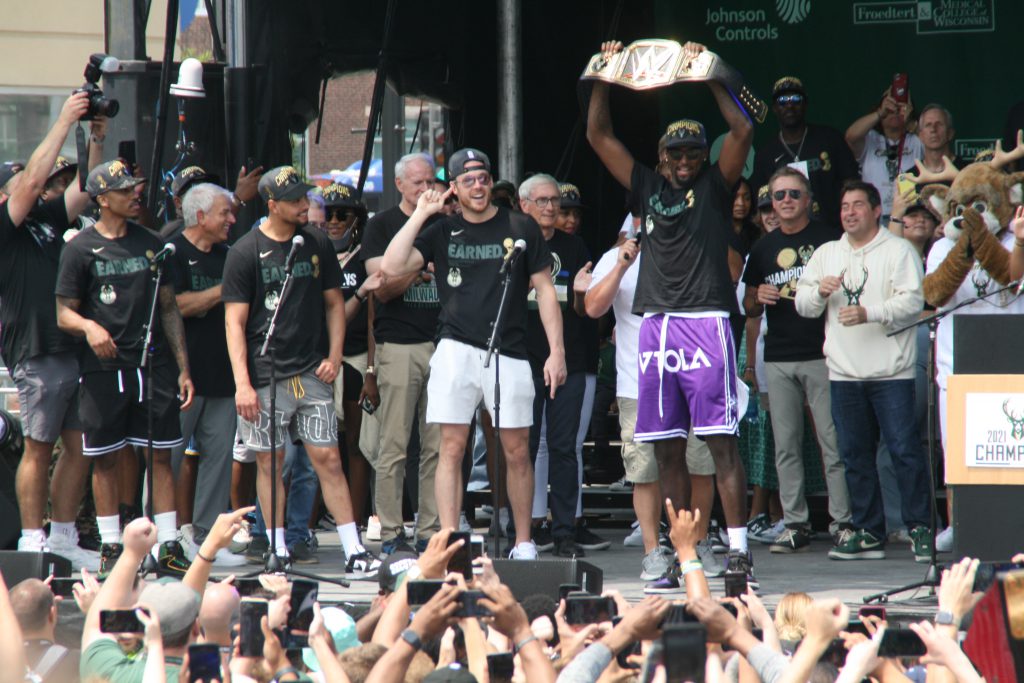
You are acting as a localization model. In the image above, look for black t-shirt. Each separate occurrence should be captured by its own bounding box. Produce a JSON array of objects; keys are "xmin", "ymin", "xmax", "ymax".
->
[
  {"xmin": 0, "ymin": 198, "xmax": 79, "ymax": 369},
  {"xmin": 55, "ymin": 223, "xmax": 173, "ymax": 372},
  {"xmin": 221, "ymin": 226, "xmax": 343, "ymax": 387},
  {"xmin": 741, "ymin": 219, "xmax": 841, "ymax": 362},
  {"xmin": 525, "ymin": 230, "xmax": 590, "ymax": 376},
  {"xmin": 750, "ymin": 123, "xmax": 859, "ymax": 226},
  {"xmin": 339, "ymin": 249, "xmax": 370, "ymax": 356},
  {"xmin": 159, "ymin": 218, "xmax": 185, "ymax": 241},
  {"xmin": 360, "ymin": 205, "xmax": 441, "ymax": 344},
  {"xmin": 168, "ymin": 234, "xmax": 234, "ymax": 397},
  {"xmin": 413, "ymin": 207, "xmax": 552, "ymax": 358},
  {"xmin": 630, "ymin": 163, "xmax": 738, "ymax": 315}
]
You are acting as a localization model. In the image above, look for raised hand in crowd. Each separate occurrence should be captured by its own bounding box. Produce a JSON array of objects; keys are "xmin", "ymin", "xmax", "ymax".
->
[
  {"xmin": 184, "ymin": 506, "xmax": 256, "ymax": 594},
  {"xmin": 136, "ymin": 606, "xmax": 166, "ymax": 683},
  {"xmin": 480, "ymin": 582, "xmax": 556, "ymax": 683},
  {"xmin": 234, "ymin": 164, "xmax": 264, "ymax": 205},
  {"xmin": 72, "ymin": 568, "xmax": 101, "ymax": 615},
  {"xmin": 776, "ymin": 599, "xmax": 850, "ymax": 683},
  {"xmin": 740, "ymin": 587, "xmax": 781, "ymax": 652},
  {"xmin": 309, "ymin": 602, "xmax": 351, "ymax": 683},
  {"xmin": 909, "ymin": 620, "xmax": 984, "ymax": 683},
  {"xmin": 665, "ymin": 501, "xmax": 711, "ymax": 599},
  {"xmin": 937, "ymin": 557, "xmax": 981, "ymax": 630},
  {"xmin": 835, "ymin": 625, "xmax": 885, "ymax": 683}
]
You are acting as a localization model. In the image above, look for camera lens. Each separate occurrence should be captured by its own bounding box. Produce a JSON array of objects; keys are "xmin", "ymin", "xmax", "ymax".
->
[{"xmin": 96, "ymin": 97, "xmax": 119, "ymax": 118}]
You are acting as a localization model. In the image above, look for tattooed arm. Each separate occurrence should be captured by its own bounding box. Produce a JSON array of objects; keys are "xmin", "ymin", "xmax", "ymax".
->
[{"xmin": 158, "ymin": 284, "xmax": 195, "ymax": 410}]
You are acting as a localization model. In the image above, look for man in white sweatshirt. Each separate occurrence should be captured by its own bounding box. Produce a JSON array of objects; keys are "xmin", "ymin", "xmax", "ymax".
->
[{"xmin": 795, "ymin": 180, "xmax": 930, "ymax": 562}]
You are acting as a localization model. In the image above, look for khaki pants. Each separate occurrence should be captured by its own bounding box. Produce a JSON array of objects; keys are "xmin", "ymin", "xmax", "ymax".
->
[
  {"xmin": 764, "ymin": 359, "xmax": 851, "ymax": 533},
  {"xmin": 374, "ymin": 341, "xmax": 440, "ymax": 542}
]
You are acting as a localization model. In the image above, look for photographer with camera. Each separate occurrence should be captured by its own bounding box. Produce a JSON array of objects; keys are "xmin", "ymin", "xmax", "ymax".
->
[{"xmin": 1, "ymin": 90, "xmax": 107, "ymax": 571}]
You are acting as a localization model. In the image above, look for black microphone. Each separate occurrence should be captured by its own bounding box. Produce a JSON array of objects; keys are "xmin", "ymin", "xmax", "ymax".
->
[
  {"xmin": 499, "ymin": 238, "xmax": 528, "ymax": 275},
  {"xmin": 150, "ymin": 242, "xmax": 176, "ymax": 263},
  {"xmin": 284, "ymin": 234, "xmax": 305, "ymax": 274}
]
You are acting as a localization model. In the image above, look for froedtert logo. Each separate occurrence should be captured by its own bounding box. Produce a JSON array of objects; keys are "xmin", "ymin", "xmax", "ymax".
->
[
  {"xmin": 851, "ymin": 0, "xmax": 994, "ymax": 34},
  {"xmin": 776, "ymin": 0, "xmax": 811, "ymax": 24}
]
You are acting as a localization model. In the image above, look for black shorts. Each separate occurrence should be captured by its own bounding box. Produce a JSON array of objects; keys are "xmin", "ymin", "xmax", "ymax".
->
[
  {"xmin": 79, "ymin": 364, "xmax": 183, "ymax": 456},
  {"xmin": 341, "ymin": 362, "xmax": 363, "ymax": 403}
]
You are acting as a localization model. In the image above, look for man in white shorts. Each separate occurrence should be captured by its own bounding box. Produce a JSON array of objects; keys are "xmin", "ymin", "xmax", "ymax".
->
[{"xmin": 380, "ymin": 148, "xmax": 567, "ymax": 559}]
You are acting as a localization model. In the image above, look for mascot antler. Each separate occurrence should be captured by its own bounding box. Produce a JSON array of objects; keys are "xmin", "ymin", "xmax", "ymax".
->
[
  {"xmin": 905, "ymin": 156, "xmax": 958, "ymax": 185},
  {"xmin": 990, "ymin": 129, "xmax": 1024, "ymax": 171}
]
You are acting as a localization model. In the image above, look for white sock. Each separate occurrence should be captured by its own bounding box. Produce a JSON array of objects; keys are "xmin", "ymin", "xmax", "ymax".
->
[
  {"xmin": 21, "ymin": 528, "xmax": 46, "ymax": 543},
  {"xmin": 97, "ymin": 516, "xmax": 121, "ymax": 546},
  {"xmin": 50, "ymin": 522, "xmax": 77, "ymax": 541},
  {"xmin": 727, "ymin": 526, "xmax": 749, "ymax": 553},
  {"xmin": 337, "ymin": 523, "xmax": 364, "ymax": 556},
  {"xmin": 267, "ymin": 528, "xmax": 288, "ymax": 556},
  {"xmin": 154, "ymin": 511, "xmax": 178, "ymax": 544}
]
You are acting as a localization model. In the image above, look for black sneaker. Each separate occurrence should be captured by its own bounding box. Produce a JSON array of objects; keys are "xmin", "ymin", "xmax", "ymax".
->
[
  {"xmin": 574, "ymin": 519, "xmax": 610, "ymax": 551},
  {"xmin": 246, "ymin": 534, "xmax": 269, "ymax": 563},
  {"xmin": 288, "ymin": 541, "xmax": 319, "ymax": 564},
  {"xmin": 346, "ymin": 550, "xmax": 382, "ymax": 578},
  {"xmin": 381, "ymin": 536, "xmax": 417, "ymax": 556},
  {"xmin": 99, "ymin": 542, "xmax": 123, "ymax": 580},
  {"xmin": 157, "ymin": 540, "xmax": 192, "ymax": 577},
  {"xmin": 532, "ymin": 521, "xmax": 554, "ymax": 552},
  {"xmin": 726, "ymin": 549, "xmax": 759, "ymax": 590},
  {"xmin": 643, "ymin": 563, "xmax": 683, "ymax": 594},
  {"xmin": 552, "ymin": 535, "xmax": 585, "ymax": 558},
  {"xmin": 769, "ymin": 526, "xmax": 812, "ymax": 554}
]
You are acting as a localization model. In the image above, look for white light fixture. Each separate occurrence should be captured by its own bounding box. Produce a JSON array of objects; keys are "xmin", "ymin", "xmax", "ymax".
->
[{"xmin": 170, "ymin": 58, "xmax": 205, "ymax": 98}]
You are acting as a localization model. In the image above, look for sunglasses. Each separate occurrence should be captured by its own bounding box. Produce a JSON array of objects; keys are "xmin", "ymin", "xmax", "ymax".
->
[
  {"xmin": 456, "ymin": 173, "xmax": 492, "ymax": 188},
  {"xmin": 666, "ymin": 147, "xmax": 705, "ymax": 162},
  {"xmin": 772, "ymin": 189, "xmax": 803, "ymax": 201},
  {"xmin": 327, "ymin": 208, "xmax": 356, "ymax": 221},
  {"xmin": 775, "ymin": 94, "xmax": 804, "ymax": 106}
]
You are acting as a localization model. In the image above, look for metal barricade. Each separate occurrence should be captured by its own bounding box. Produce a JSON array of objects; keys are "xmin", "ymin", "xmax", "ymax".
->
[{"xmin": 0, "ymin": 367, "xmax": 20, "ymax": 416}]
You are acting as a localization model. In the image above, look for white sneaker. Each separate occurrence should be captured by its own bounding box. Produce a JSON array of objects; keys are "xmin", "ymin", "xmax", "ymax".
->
[
  {"xmin": 47, "ymin": 534, "xmax": 101, "ymax": 572},
  {"xmin": 212, "ymin": 547, "xmax": 248, "ymax": 567},
  {"xmin": 935, "ymin": 526, "xmax": 954, "ymax": 553},
  {"xmin": 17, "ymin": 535, "xmax": 46, "ymax": 552},
  {"xmin": 623, "ymin": 521, "xmax": 644, "ymax": 547},
  {"xmin": 366, "ymin": 516, "xmax": 382, "ymax": 542},
  {"xmin": 509, "ymin": 541, "xmax": 538, "ymax": 560},
  {"xmin": 177, "ymin": 524, "xmax": 202, "ymax": 560},
  {"xmin": 229, "ymin": 521, "xmax": 252, "ymax": 554},
  {"xmin": 458, "ymin": 512, "xmax": 473, "ymax": 532},
  {"xmin": 640, "ymin": 547, "xmax": 673, "ymax": 581}
]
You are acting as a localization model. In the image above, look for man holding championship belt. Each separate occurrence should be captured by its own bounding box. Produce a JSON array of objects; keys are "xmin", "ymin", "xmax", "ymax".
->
[{"xmin": 585, "ymin": 40, "xmax": 757, "ymax": 589}]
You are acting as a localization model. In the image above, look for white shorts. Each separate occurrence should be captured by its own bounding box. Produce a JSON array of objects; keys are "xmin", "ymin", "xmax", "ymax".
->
[{"xmin": 426, "ymin": 338, "xmax": 535, "ymax": 428}]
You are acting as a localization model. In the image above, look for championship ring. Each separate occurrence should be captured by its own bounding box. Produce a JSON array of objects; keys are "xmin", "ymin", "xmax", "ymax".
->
[{"xmin": 581, "ymin": 39, "xmax": 767, "ymax": 123}]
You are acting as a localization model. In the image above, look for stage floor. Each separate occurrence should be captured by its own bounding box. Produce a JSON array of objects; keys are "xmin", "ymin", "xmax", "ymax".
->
[{"xmin": 206, "ymin": 523, "xmax": 948, "ymax": 619}]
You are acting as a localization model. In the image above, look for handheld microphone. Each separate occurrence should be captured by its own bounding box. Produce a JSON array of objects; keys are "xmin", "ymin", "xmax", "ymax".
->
[
  {"xmin": 284, "ymin": 234, "xmax": 305, "ymax": 274},
  {"xmin": 499, "ymin": 238, "xmax": 528, "ymax": 275},
  {"xmin": 150, "ymin": 242, "xmax": 176, "ymax": 263}
]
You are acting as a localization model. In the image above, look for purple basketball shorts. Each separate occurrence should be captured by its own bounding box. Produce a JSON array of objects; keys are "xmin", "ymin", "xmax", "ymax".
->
[{"xmin": 634, "ymin": 313, "xmax": 739, "ymax": 441}]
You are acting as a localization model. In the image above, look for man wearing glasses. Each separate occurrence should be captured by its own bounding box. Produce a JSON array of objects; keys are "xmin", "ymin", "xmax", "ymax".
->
[
  {"xmin": 361, "ymin": 153, "xmax": 443, "ymax": 554},
  {"xmin": 586, "ymin": 40, "xmax": 757, "ymax": 588},
  {"xmin": 380, "ymin": 148, "xmax": 566, "ymax": 560},
  {"xmin": 750, "ymin": 77, "xmax": 858, "ymax": 226},
  {"xmin": 741, "ymin": 167, "xmax": 852, "ymax": 557}
]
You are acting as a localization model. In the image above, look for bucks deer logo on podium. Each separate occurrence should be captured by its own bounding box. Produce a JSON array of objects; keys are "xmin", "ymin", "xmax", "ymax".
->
[{"xmin": 1003, "ymin": 400, "xmax": 1024, "ymax": 440}]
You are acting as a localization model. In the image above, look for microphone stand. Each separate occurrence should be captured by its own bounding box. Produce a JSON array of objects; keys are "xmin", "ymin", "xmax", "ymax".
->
[
  {"xmin": 863, "ymin": 280, "xmax": 1019, "ymax": 603},
  {"xmin": 245, "ymin": 243, "xmax": 349, "ymax": 587},
  {"xmin": 138, "ymin": 257, "xmax": 167, "ymax": 577},
  {"xmin": 484, "ymin": 254, "xmax": 522, "ymax": 559}
]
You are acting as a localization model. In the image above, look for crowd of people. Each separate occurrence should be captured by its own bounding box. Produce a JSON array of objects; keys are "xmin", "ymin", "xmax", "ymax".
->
[{"xmin": 4, "ymin": 34, "xmax": 1024, "ymax": 683}]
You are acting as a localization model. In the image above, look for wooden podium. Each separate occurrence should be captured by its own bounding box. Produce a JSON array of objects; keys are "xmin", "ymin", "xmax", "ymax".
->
[{"xmin": 949, "ymin": 315, "xmax": 1024, "ymax": 560}]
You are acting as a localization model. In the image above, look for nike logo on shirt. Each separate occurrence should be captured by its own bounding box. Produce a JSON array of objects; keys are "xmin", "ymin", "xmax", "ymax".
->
[
  {"xmin": 260, "ymin": 250, "xmax": 273, "ymax": 258},
  {"xmin": 451, "ymin": 229, "xmax": 465, "ymax": 236},
  {"xmin": 188, "ymin": 259, "xmax": 199, "ymax": 266},
  {"xmin": 92, "ymin": 246, "xmax": 105, "ymax": 253}
]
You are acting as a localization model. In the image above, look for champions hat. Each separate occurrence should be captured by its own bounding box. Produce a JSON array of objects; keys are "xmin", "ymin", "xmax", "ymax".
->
[
  {"xmin": 559, "ymin": 182, "xmax": 584, "ymax": 208},
  {"xmin": 772, "ymin": 76, "xmax": 806, "ymax": 98},
  {"xmin": 258, "ymin": 165, "xmax": 315, "ymax": 202},
  {"xmin": 172, "ymin": 165, "xmax": 218, "ymax": 198},
  {"xmin": 47, "ymin": 156, "xmax": 77, "ymax": 182},
  {"xmin": 663, "ymin": 119, "xmax": 708, "ymax": 148},
  {"xmin": 757, "ymin": 184, "xmax": 772, "ymax": 210},
  {"xmin": 139, "ymin": 581, "xmax": 201, "ymax": 638},
  {"xmin": 322, "ymin": 182, "xmax": 368, "ymax": 220},
  {"xmin": 86, "ymin": 159, "xmax": 146, "ymax": 198},
  {"xmin": 447, "ymin": 148, "xmax": 491, "ymax": 178},
  {"xmin": 378, "ymin": 551, "xmax": 418, "ymax": 594}
]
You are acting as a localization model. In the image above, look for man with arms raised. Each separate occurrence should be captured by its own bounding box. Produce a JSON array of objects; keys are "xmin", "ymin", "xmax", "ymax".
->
[
  {"xmin": 380, "ymin": 149, "xmax": 566, "ymax": 560},
  {"xmin": 586, "ymin": 40, "xmax": 756, "ymax": 585}
]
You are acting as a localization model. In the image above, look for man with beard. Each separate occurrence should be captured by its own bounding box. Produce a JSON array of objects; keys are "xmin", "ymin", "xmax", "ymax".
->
[
  {"xmin": 586, "ymin": 40, "xmax": 757, "ymax": 587},
  {"xmin": 56, "ymin": 160, "xmax": 196, "ymax": 577},
  {"xmin": 751, "ymin": 77, "xmax": 859, "ymax": 225},
  {"xmin": 380, "ymin": 148, "xmax": 566, "ymax": 560}
]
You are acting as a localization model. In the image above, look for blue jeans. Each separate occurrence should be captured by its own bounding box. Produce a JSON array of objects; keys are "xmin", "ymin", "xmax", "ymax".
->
[
  {"xmin": 251, "ymin": 441, "xmax": 317, "ymax": 549},
  {"xmin": 830, "ymin": 379, "xmax": 930, "ymax": 539}
]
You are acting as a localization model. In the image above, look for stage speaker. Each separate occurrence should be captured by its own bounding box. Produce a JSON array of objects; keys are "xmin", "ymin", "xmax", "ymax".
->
[
  {"xmin": 491, "ymin": 559, "xmax": 602, "ymax": 601},
  {"xmin": 0, "ymin": 552, "xmax": 72, "ymax": 585}
]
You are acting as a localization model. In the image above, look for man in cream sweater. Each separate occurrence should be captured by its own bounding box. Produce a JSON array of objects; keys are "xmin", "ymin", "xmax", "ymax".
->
[{"xmin": 795, "ymin": 180, "xmax": 930, "ymax": 562}]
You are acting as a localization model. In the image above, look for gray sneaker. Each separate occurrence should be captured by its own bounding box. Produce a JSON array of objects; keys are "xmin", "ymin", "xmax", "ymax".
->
[
  {"xmin": 697, "ymin": 539, "xmax": 725, "ymax": 578},
  {"xmin": 641, "ymin": 547, "xmax": 673, "ymax": 581}
]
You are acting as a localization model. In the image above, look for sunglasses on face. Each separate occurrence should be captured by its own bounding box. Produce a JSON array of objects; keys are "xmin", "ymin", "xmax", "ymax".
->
[
  {"xmin": 528, "ymin": 196, "xmax": 561, "ymax": 209},
  {"xmin": 327, "ymin": 208, "xmax": 356, "ymax": 222},
  {"xmin": 772, "ymin": 189, "xmax": 803, "ymax": 201},
  {"xmin": 457, "ymin": 173, "xmax": 492, "ymax": 189},
  {"xmin": 775, "ymin": 94, "xmax": 804, "ymax": 106},
  {"xmin": 666, "ymin": 147, "xmax": 705, "ymax": 162}
]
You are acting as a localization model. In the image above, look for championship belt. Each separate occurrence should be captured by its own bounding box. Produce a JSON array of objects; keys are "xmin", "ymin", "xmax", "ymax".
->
[
  {"xmin": 963, "ymin": 568, "xmax": 1024, "ymax": 683},
  {"xmin": 580, "ymin": 39, "xmax": 767, "ymax": 124}
]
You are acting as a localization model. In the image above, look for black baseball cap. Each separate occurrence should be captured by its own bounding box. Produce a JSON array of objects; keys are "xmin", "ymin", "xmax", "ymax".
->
[
  {"xmin": 559, "ymin": 182, "xmax": 585, "ymax": 208},
  {"xmin": 663, "ymin": 119, "xmax": 708, "ymax": 148},
  {"xmin": 378, "ymin": 551, "xmax": 418, "ymax": 594},
  {"xmin": 172, "ymin": 165, "xmax": 219, "ymax": 198},
  {"xmin": 757, "ymin": 184, "xmax": 772, "ymax": 210},
  {"xmin": 904, "ymin": 197, "xmax": 940, "ymax": 222},
  {"xmin": 258, "ymin": 165, "xmax": 315, "ymax": 202},
  {"xmin": 47, "ymin": 156, "xmax": 77, "ymax": 182},
  {"xmin": 86, "ymin": 159, "xmax": 146, "ymax": 198},
  {"xmin": 0, "ymin": 161, "xmax": 24, "ymax": 190},
  {"xmin": 447, "ymin": 148, "xmax": 491, "ymax": 179},
  {"xmin": 772, "ymin": 76, "xmax": 806, "ymax": 98},
  {"xmin": 322, "ymin": 182, "xmax": 368, "ymax": 219}
]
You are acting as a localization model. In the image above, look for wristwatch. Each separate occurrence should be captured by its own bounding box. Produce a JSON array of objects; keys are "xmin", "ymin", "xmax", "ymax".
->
[
  {"xmin": 400, "ymin": 628, "xmax": 423, "ymax": 651},
  {"xmin": 935, "ymin": 610, "xmax": 957, "ymax": 626}
]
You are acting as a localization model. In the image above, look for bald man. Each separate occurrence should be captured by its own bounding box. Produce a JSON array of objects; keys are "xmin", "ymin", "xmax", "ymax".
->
[{"xmin": 199, "ymin": 583, "xmax": 240, "ymax": 647}]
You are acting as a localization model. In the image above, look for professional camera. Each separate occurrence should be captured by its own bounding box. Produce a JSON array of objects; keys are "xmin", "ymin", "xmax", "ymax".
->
[{"xmin": 73, "ymin": 53, "xmax": 120, "ymax": 120}]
